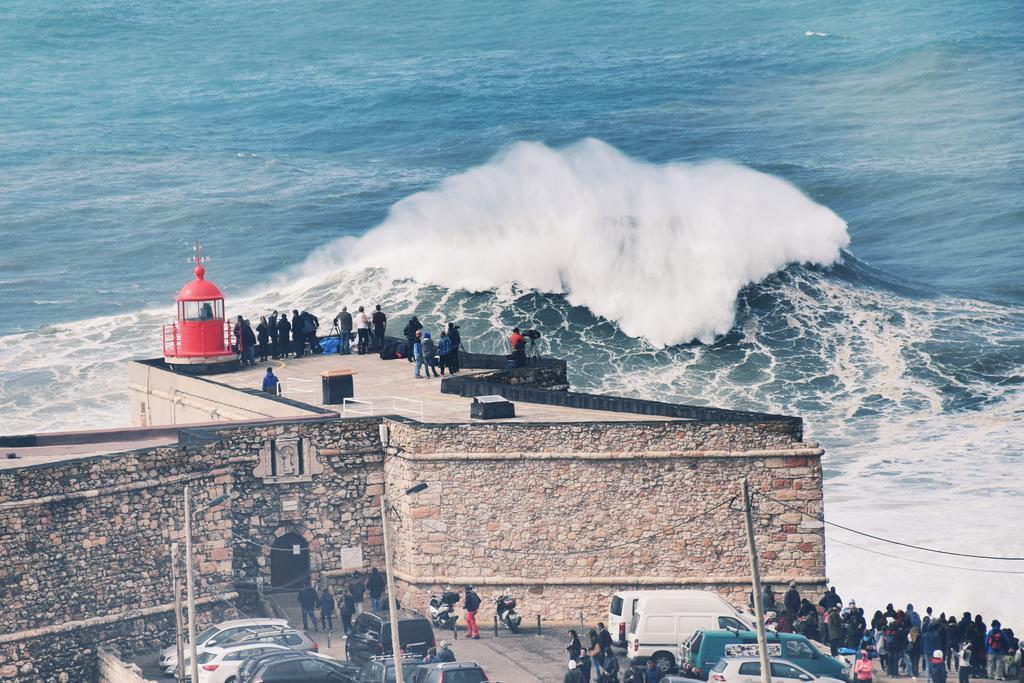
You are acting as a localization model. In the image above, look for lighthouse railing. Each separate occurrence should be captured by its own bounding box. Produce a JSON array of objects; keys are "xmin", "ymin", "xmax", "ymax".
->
[{"xmin": 162, "ymin": 322, "xmax": 179, "ymax": 356}]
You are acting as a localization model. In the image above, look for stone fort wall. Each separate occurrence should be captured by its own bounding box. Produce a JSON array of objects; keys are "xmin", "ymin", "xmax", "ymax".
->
[
  {"xmin": 0, "ymin": 417, "xmax": 384, "ymax": 682},
  {"xmin": 383, "ymin": 419, "xmax": 826, "ymax": 622},
  {"xmin": 0, "ymin": 412, "xmax": 825, "ymax": 681}
]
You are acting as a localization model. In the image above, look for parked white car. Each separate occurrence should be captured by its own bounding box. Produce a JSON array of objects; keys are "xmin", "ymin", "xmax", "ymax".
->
[
  {"xmin": 709, "ymin": 656, "xmax": 848, "ymax": 683},
  {"xmin": 158, "ymin": 618, "xmax": 289, "ymax": 674},
  {"xmin": 196, "ymin": 643, "xmax": 290, "ymax": 683}
]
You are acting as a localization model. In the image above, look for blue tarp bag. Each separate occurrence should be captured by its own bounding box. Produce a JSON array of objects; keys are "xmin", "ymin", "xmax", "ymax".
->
[{"xmin": 319, "ymin": 336, "xmax": 340, "ymax": 354}]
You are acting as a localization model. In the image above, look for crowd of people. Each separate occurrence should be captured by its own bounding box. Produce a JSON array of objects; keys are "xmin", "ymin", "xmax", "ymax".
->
[
  {"xmin": 232, "ymin": 309, "xmax": 323, "ymax": 366},
  {"xmin": 759, "ymin": 583, "xmax": 1022, "ymax": 683},
  {"xmin": 230, "ymin": 304, "xmax": 473, "ymax": 385},
  {"xmin": 296, "ymin": 567, "xmax": 387, "ymax": 635}
]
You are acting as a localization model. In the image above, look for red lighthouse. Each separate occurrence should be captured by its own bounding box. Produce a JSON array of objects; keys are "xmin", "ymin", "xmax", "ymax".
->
[{"xmin": 162, "ymin": 242, "xmax": 238, "ymax": 373}]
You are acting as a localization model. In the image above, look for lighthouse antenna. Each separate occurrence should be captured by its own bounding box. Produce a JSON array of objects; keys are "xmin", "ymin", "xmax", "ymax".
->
[{"xmin": 188, "ymin": 240, "xmax": 209, "ymax": 265}]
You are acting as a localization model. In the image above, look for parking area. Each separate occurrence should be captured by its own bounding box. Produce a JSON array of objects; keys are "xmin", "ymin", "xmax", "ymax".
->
[{"xmin": 134, "ymin": 624, "xmax": 611, "ymax": 683}]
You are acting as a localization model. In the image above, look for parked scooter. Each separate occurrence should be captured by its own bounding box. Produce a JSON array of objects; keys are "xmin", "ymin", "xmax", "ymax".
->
[
  {"xmin": 429, "ymin": 587, "xmax": 461, "ymax": 629},
  {"xmin": 495, "ymin": 594, "xmax": 521, "ymax": 633}
]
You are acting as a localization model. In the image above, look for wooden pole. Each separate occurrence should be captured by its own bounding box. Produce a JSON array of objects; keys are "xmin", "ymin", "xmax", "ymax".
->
[
  {"xmin": 171, "ymin": 543, "xmax": 186, "ymax": 683},
  {"xmin": 742, "ymin": 478, "xmax": 773, "ymax": 683},
  {"xmin": 381, "ymin": 492, "xmax": 405, "ymax": 683}
]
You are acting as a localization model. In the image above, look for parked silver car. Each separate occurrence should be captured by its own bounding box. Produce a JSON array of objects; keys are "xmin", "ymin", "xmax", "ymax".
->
[
  {"xmin": 709, "ymin": 657, "xmax": 848, "ymax": 683},
  {"xmin": 159, "ymin": 618, "xmax": 290, "ymax": 674}
]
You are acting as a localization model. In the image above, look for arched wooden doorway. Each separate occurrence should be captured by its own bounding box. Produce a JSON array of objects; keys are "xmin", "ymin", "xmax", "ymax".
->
[{"xmin": 270, "ymin": 532, "xmax": 310, "ymax": 591}]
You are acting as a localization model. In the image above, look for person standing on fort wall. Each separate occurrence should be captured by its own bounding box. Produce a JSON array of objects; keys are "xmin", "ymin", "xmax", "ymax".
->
[
  {"xmin": 336, "ymin": 306, "xmax": 353, "ymax": 355},
  {"xmin": 356, "ymin": 306, "xmax": 370, "ymax": 354},
  {"xmin": 269, "ymin": 310, "xmax": 279, "ymax": 359},
  {"xmin": 437, "ymin": 330, "xmax": 451, "ymax": 375},
  {"xmin": 241, "ymin": 318, "xmax": 257, "ymax": 366},
  {"xmin": 256, "ymin": 315, "xmax": 270, "ymax": 362},
  {"xmin": 291, "ymin": 310, "xmax": 304, "ymax": 357},
  {"xmin": 262, "ymin": 367, "xmax": 280, "ymax": 394},
  {"xmin": 276, "ymin": 313, "xmax": 291, "ymax": 359},
  {"xmin": 447, "ymin": 322, "xmax": 461, "ymax": 373},
  {"xmin": 371, "ymin": 304, "xmax": 387, "ymax": 352}
]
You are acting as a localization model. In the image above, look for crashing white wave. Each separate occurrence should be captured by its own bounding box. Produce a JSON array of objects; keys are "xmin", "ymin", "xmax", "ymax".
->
[{"xmin": 298, "ymin": 139, "xmax": 850, "ymax": 347}]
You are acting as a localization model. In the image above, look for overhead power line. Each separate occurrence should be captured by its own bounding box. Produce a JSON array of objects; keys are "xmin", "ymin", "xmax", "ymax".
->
[
  {"xmin": 756, "ymin": 491, "xmax": 1024, "ymax": 562},
  {"xmin": 825, "ymin": 535, "xmax": 1024, "ymax": 576}
]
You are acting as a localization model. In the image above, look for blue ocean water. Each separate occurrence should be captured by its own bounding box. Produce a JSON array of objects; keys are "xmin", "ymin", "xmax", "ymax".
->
[{"xmin": 1, "ymin": 1, "xmax": 1023, "ymax": 618}]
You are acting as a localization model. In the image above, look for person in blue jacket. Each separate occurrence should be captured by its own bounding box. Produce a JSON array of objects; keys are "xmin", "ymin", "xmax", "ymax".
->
[{"xmin": 262, "ymin": 367, "xmax": 280, "ymax": 394}]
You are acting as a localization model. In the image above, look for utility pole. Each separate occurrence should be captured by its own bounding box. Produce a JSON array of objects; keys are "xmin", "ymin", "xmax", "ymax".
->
[
  {"xmin": 171, "ymin": 543, "xmax": 186, "ymax": 683},
  {"xmin": 184, "ymin": 486, "xmax": 200, "ymax": 683},
  {"xmin": 380, "ymin": 493, "xmax": 403, "ymax": 683},
  {"xmin": 380, "ymin": 492, "xmax": 405, "ymax": 683},
  {"xmin": 742, "ymin": 478, "xmax": 773, "ymax": 683}
]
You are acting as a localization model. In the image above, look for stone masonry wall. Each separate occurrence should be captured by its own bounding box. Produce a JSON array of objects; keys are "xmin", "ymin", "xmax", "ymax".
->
[
  {"xmin": 0, "ymin": 417, "xmax": 385, "ymax": 683},
  {"xmin": 387, "ymin": 419, "xmax": 804, "ymax": 455},
  {"xmin": 384, "ymin": 418, "xmax": 826, "ymax": 623},
  {"xmin": 0, "ymin": 408, "xmax": 827, "ymax": 680}
]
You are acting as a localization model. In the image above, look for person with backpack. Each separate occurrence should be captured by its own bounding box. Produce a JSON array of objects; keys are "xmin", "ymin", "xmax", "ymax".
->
[
  {"xmin": 988, "ymin": 621, "xmax": 1008, "ymax": 680},
  {"xmin": 403, "ymin": 316, "xmax": 422, "ymax": 362},
  {"xmin": 421, "ymin": 332, "xmax": 439, "ymax": 378},
  {"xmin": 463, "ymin": 585, "xmax": 481, "ymax": 639}
]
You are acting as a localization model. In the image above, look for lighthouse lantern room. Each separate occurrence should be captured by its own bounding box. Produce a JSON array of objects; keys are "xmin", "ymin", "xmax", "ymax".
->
[{"xmin": 162, "ymin": 242, "xmax": 239, "ymax": 373}]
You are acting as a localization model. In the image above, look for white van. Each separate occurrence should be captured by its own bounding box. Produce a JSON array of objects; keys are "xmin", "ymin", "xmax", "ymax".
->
[
  {"xmin": 625, "ymin": 590, "xmax": 753, "ymax": 673},
  {"xmin": 608, "ymin": 590, "xmax": 645, "ymax": 646}
]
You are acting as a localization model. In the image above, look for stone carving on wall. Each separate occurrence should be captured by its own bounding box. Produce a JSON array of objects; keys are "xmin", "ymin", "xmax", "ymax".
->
[{"xmin": 254, "ymin": 433, "xmax": 324, "ymax": 484}]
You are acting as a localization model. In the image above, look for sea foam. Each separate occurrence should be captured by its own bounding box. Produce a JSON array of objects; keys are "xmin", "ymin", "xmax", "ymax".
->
[{"xmin": 300, "ymin": 139, "xmax": 850, "ymax": 347}]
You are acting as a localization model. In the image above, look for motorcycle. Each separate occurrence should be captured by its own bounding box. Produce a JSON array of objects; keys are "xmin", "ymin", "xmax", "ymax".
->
[
  {"xmin": 429, "ymin": 588, "xmax": 461, "ymax": 629},
  {"xmin": 495, "ymin": 594, "xmax": 521, "ymax": 633}
]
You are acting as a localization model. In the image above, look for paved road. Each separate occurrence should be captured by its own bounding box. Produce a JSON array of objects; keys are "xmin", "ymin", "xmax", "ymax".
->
[{"xmin": 273, "ymin": 592, "xmax": 585, "ymax": 683}]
